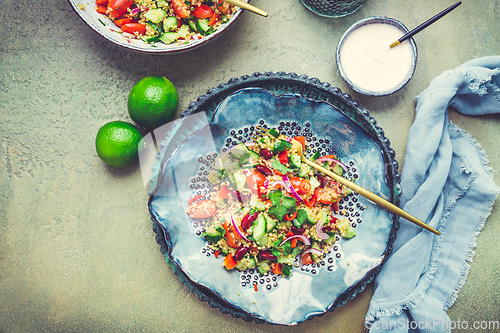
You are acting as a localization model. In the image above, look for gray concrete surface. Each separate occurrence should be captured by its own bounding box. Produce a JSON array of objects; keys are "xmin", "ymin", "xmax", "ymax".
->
[{"xmin": 1, "ymin": 0, "xmax": 499, "ymax": 332}]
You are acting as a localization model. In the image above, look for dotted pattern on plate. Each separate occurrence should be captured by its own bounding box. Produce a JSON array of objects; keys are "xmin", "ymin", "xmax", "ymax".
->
[{"xmin": 189, "ymin": 120, "xmax": 366, "ymax": 292}]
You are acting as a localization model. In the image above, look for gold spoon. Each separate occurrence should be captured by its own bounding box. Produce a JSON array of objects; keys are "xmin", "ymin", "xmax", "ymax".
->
[
  {"xmin": 224, "ymin": 0, "xmax": 268, "ymax": 17},
  {"xmin": 254, "ymin": 126, "xmax": 440, "ymax": 235}
]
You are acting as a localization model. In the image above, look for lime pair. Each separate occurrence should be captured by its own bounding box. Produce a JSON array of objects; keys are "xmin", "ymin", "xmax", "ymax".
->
[{"xmin": 96, "ymin": 76, "xmax": 179, "ymax": 168}]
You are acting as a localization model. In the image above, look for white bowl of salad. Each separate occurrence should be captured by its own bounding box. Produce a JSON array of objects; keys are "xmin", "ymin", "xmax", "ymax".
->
[{"xmin": 68, "ymin": 0, "xmax": 246, "ymax": 54}]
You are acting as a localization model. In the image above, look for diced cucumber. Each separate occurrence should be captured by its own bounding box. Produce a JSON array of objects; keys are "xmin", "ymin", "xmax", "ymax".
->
[
  {"xmin": 289, "ymin": 153, "xmax": 301, "ymax": 169},
  {"xmin": 236, "ymin": 256, "xmax": 256, "ymax": 270},
  {"xmin": 145, "ymin": 8, "xmax": 166, "ymax": 23},
  {"xmin": 196, "ymin": 18, "xmax": 211, "ymax": 35},
  {"xmin": 187, "ymin": 20, "xmax": 197, "ymax": 32},
  {"xmin": 343, "ymin": 185, "xmax": 352, "ymax": 195},
  {"xmin": 247, "ymin": 149, "xmax": 260, "ymax": 163},
  {"xmin": 255, "ymin": 235, "xmax": 268, "ymax": 247},
  {"xmin": 277, "ymin": 256, "xmax": 295, "ymax": 264},
  {"xmin": 177, "ymin": 24, "xmax": 190, "ymax": 38},
  {"xmin": 338, "ymin": 218, "xmax": 356, "ymax": 239},
  {"xmin": 325, "ymin": 234, "xmax": 336, "ymax": 245},
  {"xmin": 311, "ymin": 242, "xmax": 322, "ymax": 260},
  {"xmin": 252, "ymin": 215, "xmax": 267, "ymax": 245},
  {"xmin": 207, "ymin": 169, "xmax": 219, "ymax": 184},
  {"xmin": 249, "ymin": 197, "xmax": 266, "ymax": 210},
  {"xmin": 266, "ymin": 217, "xmax": 276, "ymax": 232},
  {"xmin": 298, "ymin": 164, "xmax": 311, "ymax": 177},
  {"xmin": 232, "ymin": 171, "xmax": 247, "ymax": 191},
  {"xmin": 277, "ymin": 221, "xmax": 293, "ymax": 229},
  {"xmin": 163, "ymin": 16, "xmax": 178, "ymax": 32},
  {"xmin": 158, "ymin": 32, "xmax": 178, "ymax": 44},
  {"xmin": 229, "ymin": 143, "xmax": 247, "ymax": 159},
  {"xmin": 141, "ymin": 35, "xmax": 159, "ymax": 43},
  {"xmin": 309, "ymin": 176, "xmax": 320, "ymax": 191},
  {"xmin": 257, "ymin": 262, "xmax": 271, "ymax": 275},
  {"xmin": 156, "ymin": 0, "xmax": 168, "ymax": 7},
  {"xmin": 333, "ymin": 163, "xmax": 344, "ymax": 176},
  {"xmin": 320, "ymin": 208, "xmax": 329, "ymax": 225}
]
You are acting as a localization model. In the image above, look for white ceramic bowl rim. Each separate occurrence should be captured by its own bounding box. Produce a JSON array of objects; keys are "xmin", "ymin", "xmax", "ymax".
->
[
  {"xmin": 67, "ymin": 0, "xmax": 246, "ymax": 54},
  {"xmin": 336, "ymin": 16, "xmax": 418, "ymax": 97}
]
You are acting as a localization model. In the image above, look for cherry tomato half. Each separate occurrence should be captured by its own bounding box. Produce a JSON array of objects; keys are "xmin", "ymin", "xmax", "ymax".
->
[
  {"xmin": 171, "ymin": 0, "xmax": 191, "ymax": 18},
  {"xmin": 187, "ymin": 199, "xmax": 217, "ymax": 219},
  {"xmin": 192, "ymin": 4, "xmax": 214, "ymax": 18},
  {"xmin": 121, "ymin": 23, "xmax": 146, "ymax": 35},
  {"xmin": 289, "ymin": 177, "xmax": 311, "ymax": 195},
  {"xmin": 246, "ymin": 170, "xmax": 266, "ymax": 198},
  {"xmin": 218, "ymin": 185, "xmax": 230, "ymax": 199},
  {"xmin": 114, "ymin": 17, "xmax": 135, "ymax": 27},
  {"xmin": 209, "ymin": 12, "xmax": 221, "ymax": 26},
  {"xmin": 216, "ymin": 0, "xmax": 232, "ymax": 15},
  {"xmin": 107, "ymin": 0, "xmax": 133, "ymax": 18}
]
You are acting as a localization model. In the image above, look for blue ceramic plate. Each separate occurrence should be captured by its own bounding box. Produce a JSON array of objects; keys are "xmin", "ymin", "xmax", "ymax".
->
[{"xmin": 148, "ymin": 73, "xmax": 399, "ymax": 325}]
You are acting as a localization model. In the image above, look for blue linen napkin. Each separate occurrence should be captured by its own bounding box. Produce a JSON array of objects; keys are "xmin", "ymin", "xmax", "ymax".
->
[{"xmin": 365, "ymin": 56, "xmax": 500, "ymax": 332}]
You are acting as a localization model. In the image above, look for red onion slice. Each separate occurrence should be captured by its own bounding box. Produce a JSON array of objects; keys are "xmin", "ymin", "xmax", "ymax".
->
[
  {"xmin": 130, "ymin": 7, "xmax": 140, "ymax": 16},
  {"xmin": 121, "ymin": 32, "xmax": 137, "ymax": 39},
  {"xmin": 302, "ymin": 247, "xmax": 323, "ymax": 256},
  {"xmin": 315, "ymin": 156, "xmax": 348, "ymax": 172},
  {"xmin": 271, "ymin": 180, "xmax": 285, "ymax": 189},
  {"xmin": 299, "ymin": 247, "xmax": 323, "ymax": 268},
  {"xmin": 315, "ymin": 221, "xmax": 330, "ymax": 240},
  {"xmin": 231, "ymin": 216, "xmax": 250, "ymax": 242},
  {"xmin": 280, "ymin": 234, "xmax": 311, "ymax": 246},
  {"xmin": 264, "ymin": 179, "xmax": 269, "ymax": 190},
  {"xmin": 282, "ymin": 175, "xmax": 303, "ymax": 203}
]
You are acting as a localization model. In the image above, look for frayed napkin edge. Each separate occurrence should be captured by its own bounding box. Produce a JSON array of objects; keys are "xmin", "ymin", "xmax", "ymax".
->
[
  {"xmin": 364, "ymin": 122, "xmax": 499, "ymax": 329},
  {"xmin": 443, "ymin": 123, "xmax": 499, "ymax": 310}
]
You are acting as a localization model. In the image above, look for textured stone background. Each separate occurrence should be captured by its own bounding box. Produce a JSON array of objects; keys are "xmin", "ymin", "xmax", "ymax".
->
[{"xmin": 1, "ymin": 0, "xmax": 499, "ymax": 332}]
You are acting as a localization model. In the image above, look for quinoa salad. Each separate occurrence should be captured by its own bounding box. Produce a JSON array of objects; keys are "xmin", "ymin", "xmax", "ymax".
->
[
  {"xmin": 94, "ymin": 0, "xmax": 237, "ymax": 45},
  {"xmin": 186, "ymin": 127, "xmax": 358, "ymax": 278}
]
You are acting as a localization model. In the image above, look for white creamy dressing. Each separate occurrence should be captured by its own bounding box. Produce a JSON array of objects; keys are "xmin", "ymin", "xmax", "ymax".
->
[{"xmin": 339, "ymin": 23, "xmax": 413, "ymax": 93}]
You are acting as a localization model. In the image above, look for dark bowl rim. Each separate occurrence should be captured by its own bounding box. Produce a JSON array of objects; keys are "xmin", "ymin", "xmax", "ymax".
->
[{"xmin": 148, "ymin": 71, "xmax": 401, "ymax": 325}]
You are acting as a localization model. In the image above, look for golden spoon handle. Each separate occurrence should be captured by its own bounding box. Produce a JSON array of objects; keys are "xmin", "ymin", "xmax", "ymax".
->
[
  {"xmin": 302, "ymin": 158, "xmax": 440, "ymax": 235},
  {"xmin": 224, "ymin": 0, "xmax": 268, "ymax": 17}
]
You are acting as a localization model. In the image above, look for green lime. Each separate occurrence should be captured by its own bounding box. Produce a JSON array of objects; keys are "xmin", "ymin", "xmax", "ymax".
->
[
  {"xmin": 95, "ymin": 121, "xmax": 143, "ymax": 168},
  {"xmin": 127, "ymin": 75, "xmax": 179, "ymax": 129}
]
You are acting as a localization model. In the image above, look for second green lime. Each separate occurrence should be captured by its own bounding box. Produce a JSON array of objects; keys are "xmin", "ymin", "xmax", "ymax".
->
[
  {"xmin": 127, "ymin": 75, "xmax": 179, "ymax": 129},
  {"xmin": 95, "ymin": 120, "xmax": 144, "ymax": 168}
]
